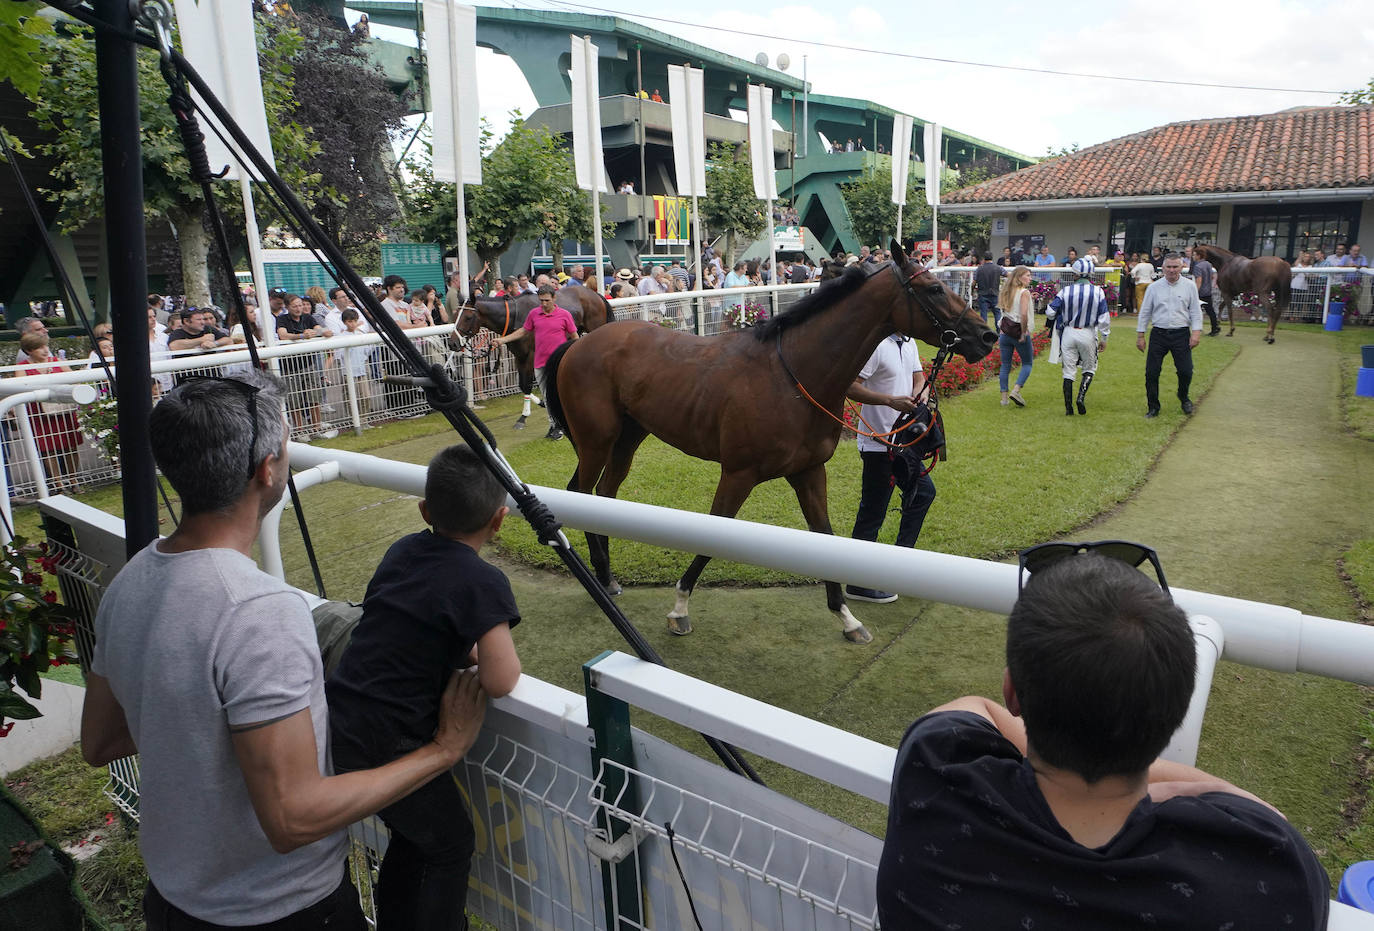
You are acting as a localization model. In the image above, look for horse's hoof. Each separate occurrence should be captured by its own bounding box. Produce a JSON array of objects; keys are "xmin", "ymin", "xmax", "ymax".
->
[
  {"xmin": 602, "ymin": 580, "xmax": 622, "ymax": 597},
  {"xmin": 513, "ymin": 421, "xmax": 526, "ymax": 430},
  {"xmin": 1264, "ymin": 337, "xmax": 1275, "ymax": 344},
  {"xmin": 667, "ymin": 615, "xmax": 692, "ymax": 636},
  {"xmin": 843, "ymin": 625, "xmax": 874, "ymax": 645}
]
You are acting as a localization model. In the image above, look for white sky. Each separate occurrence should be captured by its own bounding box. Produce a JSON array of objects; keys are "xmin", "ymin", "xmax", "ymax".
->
[{"xmin": 356, "ymin": 0, "xmax": 1372, "ymax": 159}]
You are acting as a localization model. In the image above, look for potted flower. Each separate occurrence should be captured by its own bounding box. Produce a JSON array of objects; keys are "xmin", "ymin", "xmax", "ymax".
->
[
  {"xmin": 1234, "ymin": 291, "xmax": 1270, "ymax": 321},
  {"xmin": 79, "ymin": 395, "xmax": 120, "ymax": 469},
  {"xmin": 724, "ymin": 300, "xmax": 768, "ymax": 329},
  {"xmin": 1029, "ymin": 280, "xmax": 1059, "ymax": 311},
  {"xmin": 1331, "ymin": 281, "xmax": 1361, "ymax": 320},
  {"xmin": 0, "ymin": 538, "xmax": 79, "ymax": 735}
]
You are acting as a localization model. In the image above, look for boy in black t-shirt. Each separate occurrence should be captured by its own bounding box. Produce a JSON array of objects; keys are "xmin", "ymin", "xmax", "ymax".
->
[{"xmin": 328, "ymin": 445, "xmax": 521, "ymax": 931}]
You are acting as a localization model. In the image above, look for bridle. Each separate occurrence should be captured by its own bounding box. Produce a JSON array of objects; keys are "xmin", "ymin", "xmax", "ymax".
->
[
  {"xmin": 775, "ymin": 260, "xmax": 967, "ymax": 453},
  {"xmin": 453, "ymin": 294, "xmax": 515, "ymax": 356}
]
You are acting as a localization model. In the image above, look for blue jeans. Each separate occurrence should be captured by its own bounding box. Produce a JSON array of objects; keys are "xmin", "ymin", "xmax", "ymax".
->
[
  {"xmin": 998, "ymin": 332, "xmax": 1033, "ymax": 391},
  {"xmin": 976, "ymin": 294, "xmax": 999, "ymax": 325}
]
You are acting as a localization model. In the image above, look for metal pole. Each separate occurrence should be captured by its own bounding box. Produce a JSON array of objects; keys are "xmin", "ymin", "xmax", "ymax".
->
[
  {"xmin": 636, "ymin": 44, "xmax": 646, "ymax": 218},
  {"xmin": 95, "ymin": 0, "xmax": 157, "ymax": 557},
  {"xmin": 586, "ymin": 39, "xmax": 605, "ymax": 294},
  {"xmin": 801, "ymin": 55, "xmax": 808, "ymax": 159},
  {"xmin": 447, "ymin": 6, "xmax": 472, "ymax": 297}
]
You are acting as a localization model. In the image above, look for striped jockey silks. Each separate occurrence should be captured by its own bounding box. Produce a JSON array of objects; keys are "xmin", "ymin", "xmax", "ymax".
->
[{"xmin": 1048, "ymin": 281, "xmax": 1109, "ymax": 331}]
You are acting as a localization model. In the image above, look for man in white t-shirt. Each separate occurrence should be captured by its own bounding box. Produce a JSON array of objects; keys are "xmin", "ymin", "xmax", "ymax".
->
[
  {"xmin": 81, "ymin": 373, "xmax": 488, "ymax": 928},
  {"xmin": 843, "ymin": 333, "xmax": 936, "ymax": 604}
]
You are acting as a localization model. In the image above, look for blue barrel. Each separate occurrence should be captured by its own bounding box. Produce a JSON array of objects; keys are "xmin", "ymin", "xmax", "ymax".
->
[
  {"xmin": 1326, "ymin": 302, "xmax": 1345, "ymax": 331},
  {"xmin": 1340, "ymin": 860, "xmax": 1374, "ymax": 912},
  {"xmin": 1357, "ymin": 368, "xmax": 1374, "ymax": 398}
]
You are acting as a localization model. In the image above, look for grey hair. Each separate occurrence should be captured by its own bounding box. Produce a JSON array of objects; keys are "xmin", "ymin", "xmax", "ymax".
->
[
  {"xmin": 149, "ymin": 371, "xmax": 287, "ymax": 515},
  {"xmin": 16, "ymin": 317, "xmax": 42, "ymax": 334}
]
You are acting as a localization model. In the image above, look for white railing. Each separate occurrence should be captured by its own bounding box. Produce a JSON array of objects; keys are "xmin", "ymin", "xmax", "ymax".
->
[{"xmin": 38, "ymin": 459, "xmax": 1374, "ymax": 930}]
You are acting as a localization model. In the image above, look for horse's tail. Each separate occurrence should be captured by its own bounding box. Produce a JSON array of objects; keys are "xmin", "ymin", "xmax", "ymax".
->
[
  {"xmin": 543, "ymin": 338, "xmax": 574, "ymax": 439},
  {"xmin": 1276, "ymin": 263, "xmax": 1292, "ymax": 311},
  {"xmin": 600, "ymin": 292, "xmax": 615, "ymax": 325}
]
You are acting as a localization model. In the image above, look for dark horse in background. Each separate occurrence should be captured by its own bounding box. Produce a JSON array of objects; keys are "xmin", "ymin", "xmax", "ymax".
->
[
  {"xmin": 1192, "ymin": 244, "xmax": 1291, "ymax": 344},
  {"xmin": 453, "ymin": 286, "xmax": 614, "ymax": 426},
  {"xmin": 542, "ymin": 241, "xmax": 996, "ymax": 644}
]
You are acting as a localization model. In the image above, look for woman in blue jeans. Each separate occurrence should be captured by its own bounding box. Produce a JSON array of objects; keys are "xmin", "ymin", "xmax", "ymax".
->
[{"xmin": 997, "ymin": 265, "xmax": 1035, "ymax": 406}]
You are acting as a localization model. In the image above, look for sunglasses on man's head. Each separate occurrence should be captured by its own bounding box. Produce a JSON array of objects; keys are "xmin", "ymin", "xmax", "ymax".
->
[
  {"xmin": 180, "ymin": 376, "xmax": 261, "ymax": 479},
  {"xmin": 1017, "ymin": 540, "xmax": 1169, "ymax": 598}
]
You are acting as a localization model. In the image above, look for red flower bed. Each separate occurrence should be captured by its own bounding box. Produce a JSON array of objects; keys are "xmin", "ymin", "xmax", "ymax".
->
[{"xmin": 840, "ymin": 331, "xmax": 1052, "ymax": 433}]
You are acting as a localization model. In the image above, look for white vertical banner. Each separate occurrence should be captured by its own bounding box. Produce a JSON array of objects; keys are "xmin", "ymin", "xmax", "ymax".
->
[
  {"xmin": 172, "ymin": 0, "xmax": 276, "ymax": 179},
  {"xmin": 668, "ymin": 65, "xmax": 706, "ymax": 197},
  {"xmin": 426, "ymin": 0, "xmax": 481, "ymax": 186},
  {"xmin": 571, "ymin": 35, "xmax": 607, "ymax": 291},
  {"xmin": 746, "ymin": 84, "xmax": 778, "ymax": 201},
  {"xmin": 923, "ymin": 121, "xmax": 942, "ymax": 207},
  {"xmin": 669, "ymin": 64, "xmax": 705, "ymax": 285},
  {"xmin": 570, "ymin": 35, "xmax": 611, "ymax": 194},
  {"xmin": 891, "ymin": 113, "xmax": 914, "ymax": 205}
]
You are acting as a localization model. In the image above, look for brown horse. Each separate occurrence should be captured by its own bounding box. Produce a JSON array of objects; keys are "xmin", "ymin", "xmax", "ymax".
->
[
  {"xmin": 1192, "ymin": 244, "xmax": 1291, "ymax": 344},
  {"xmin": 453, "ymin": 288, "xmax": 615, "ymax": 425},
  {"xmin": 542, "ymin": 241, "xmax": 996, "ymax": 643}
]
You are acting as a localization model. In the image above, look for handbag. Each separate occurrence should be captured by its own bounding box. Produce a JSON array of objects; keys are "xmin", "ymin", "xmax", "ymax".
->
[{"xmin": 999, "ymin": 315, "xmax": 1023, "ymax": 340}]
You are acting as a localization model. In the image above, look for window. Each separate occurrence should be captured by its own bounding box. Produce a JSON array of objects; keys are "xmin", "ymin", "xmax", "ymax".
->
[{"xmin": 1230, "ymin": 203, "xmax": 1361, "ymax": 261}]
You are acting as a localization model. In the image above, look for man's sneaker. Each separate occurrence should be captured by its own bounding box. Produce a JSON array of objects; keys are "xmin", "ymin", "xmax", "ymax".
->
[
  {"xmin": 845, "ymin": 585, "xmax": 898, "ymax": 604},
  {"xmin": 1181, "ymin": 400, "xmax": 1195, "ymax": 415},
  {"xmin": 318, "ymin": 428, "xmax": 340, "ymax": 440}
]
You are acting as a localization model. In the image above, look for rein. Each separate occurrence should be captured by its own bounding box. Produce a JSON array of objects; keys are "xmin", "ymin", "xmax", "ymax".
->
[{"xmin": 775, "ymin": 262, "xmax": 962, "ymax": 450}]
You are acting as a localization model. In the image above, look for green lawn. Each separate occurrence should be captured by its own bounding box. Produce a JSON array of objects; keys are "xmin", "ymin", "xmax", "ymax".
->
[{"xmin": 10, "ymin": 318, "xmax": 1374, "ymax": 916}]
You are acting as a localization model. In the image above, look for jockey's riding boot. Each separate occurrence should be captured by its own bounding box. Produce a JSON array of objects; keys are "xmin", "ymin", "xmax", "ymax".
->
[
  {"xmin": 1076, "ymin": 372, "xmax": 1093, "ymax": 415},
  {"xmin": 1063, "ymin": 378, "xmax": 1075, "ymax": 416}
]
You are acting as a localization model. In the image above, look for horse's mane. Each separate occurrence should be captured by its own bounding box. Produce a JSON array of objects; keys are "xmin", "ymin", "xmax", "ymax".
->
[
  {"xmin": 1197, "ymin": 243, "xmax": 1241, "ymax": 262},
  {"xmin": 752, "ymin": 264, "xmax": 873, "ymax": 342}
]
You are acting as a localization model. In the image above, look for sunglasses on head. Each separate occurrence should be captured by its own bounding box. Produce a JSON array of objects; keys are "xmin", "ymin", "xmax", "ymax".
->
[
  {"xmin": 1017, "ymin": 540, "xmax": 1169, "ymax": 598},
  {"xmin": 180, "ymin": 375, "xmax": 262, "ymax": 479}
]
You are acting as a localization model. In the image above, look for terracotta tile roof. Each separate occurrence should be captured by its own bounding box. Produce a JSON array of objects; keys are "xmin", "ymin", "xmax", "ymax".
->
[{"xmin": 943, "ymin": 106, "xmax": 1374, "ymax": 205}]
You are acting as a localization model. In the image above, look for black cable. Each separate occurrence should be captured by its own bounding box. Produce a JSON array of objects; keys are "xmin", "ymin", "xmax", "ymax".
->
[
  {"xmin": 156, "ymin": 475, "xmax": 180, "ymax": 528},
  {"xmin": 61, "ymin": 6, "xmax": 760, "ymax": 782},
  {"xmin": 664, "ymin": 822, "xmax": 704, "ymax": 931}
]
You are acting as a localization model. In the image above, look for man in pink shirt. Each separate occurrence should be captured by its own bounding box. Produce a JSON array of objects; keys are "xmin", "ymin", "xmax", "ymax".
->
[{"xmin": 495, "ymin": 285, "xmax": 577, "ymax": 438}]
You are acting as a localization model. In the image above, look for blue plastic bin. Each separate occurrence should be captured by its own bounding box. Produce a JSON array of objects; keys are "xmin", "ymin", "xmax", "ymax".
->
[
  {"xmin": 1357, "ymin": 368, "xmax": 1374, "ymax": 398},
  {"xmin": 1325, "ymin": 307, "xmax": 1345, "ymax": 331},
  {"xmin": 1339, "ymin": 860, "xmax": 1374, "ymax": 913}
]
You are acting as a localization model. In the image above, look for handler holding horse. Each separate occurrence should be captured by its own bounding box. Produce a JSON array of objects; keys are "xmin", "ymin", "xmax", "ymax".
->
[
  {"xmin": 542, "ymin": 242, "xmax": 996, "ymax": 644},
  {"xmin": 494, "ymin": 284, "xmax": 576, "ymax": 439}
]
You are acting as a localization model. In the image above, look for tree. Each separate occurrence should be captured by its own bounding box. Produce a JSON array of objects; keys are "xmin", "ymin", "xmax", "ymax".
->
[
  {"xmin": 402, "ymin": 116, "xmax": 597, "ymax": 287},
  {"xmin": 0, "ymin": 2, "xmax": 51, "ymax": 102},
  {"xmin": 840, "ymin": 163, "xmax": 928, "ymax": 249},
  {"xmin": 540, "ymin": 158, "xmax": 614, "ymax": 275},
  {"xmin": 20, "ymin": 18, "xmax": 318, "ymax": 307},
  {"xmin": 257, "ymin": 9, "xmax": 409, "ymax": 263},
  {"xmin": 700, "ymin": 142, "xmax": 766, "ymax": 266},
  {"xmin": 1339, "ymin": 79, "xmax": 1374, "ymax": 105},
  {"xmin": 937, "ymin": 166, "xmax": 995, "ymax": 256}
]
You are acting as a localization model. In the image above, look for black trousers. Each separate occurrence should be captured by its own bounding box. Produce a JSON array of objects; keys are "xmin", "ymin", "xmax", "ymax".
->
[
  {"xmin": 1144, "ymin": 327, "xmax": 1194, "ymax": 411},
  {"xmin": 145, "ymin": 863, "xmax": 364, "ymax": 930},
  {"xmin": 334, "ymin": 741, "xmax": 476, "ymax": 931},
  {"xmin": 851, "ymin": 450, "xmax": 936, "ymax": 548},
  {"xmin": 1200, "ymin": 295, "xmax": 1218, "ymax": 330}
]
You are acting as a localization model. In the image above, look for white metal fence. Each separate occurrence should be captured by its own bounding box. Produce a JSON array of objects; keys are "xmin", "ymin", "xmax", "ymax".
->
[{"xmin": 36, "ymin": 451, "xmax": 1374, "ymax": 930}]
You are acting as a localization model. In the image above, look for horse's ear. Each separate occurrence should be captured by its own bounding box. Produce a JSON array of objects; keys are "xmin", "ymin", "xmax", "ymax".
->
[{"xmin": 890, "ymin": 238, "xmax": 908, "ymax": 266}]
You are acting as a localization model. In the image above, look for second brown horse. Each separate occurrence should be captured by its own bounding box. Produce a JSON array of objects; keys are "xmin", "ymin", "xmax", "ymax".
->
[{"xmin": 543, "ymin": 242, "xmax": 996, "ymax": 644}]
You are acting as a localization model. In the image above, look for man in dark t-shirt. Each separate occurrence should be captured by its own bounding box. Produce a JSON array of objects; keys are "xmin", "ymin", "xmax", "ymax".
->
[
  {"xmin": 973, "ymin": 252, "xmax": 1001, "ymax": 325},
  {"xmin": 877, "ymin": 552, "xmax": 1329, "ymax": 930}
]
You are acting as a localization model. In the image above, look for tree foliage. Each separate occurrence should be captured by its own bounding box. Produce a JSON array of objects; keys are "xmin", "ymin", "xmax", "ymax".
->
[
  {"xmin": 840, "ymin": 163, "xmax": 928, "ymax": 249},
  {"xmin": 700, "ymin": 142, "xmax": 766, "ymax": 265},
  {"xmin": 1339, "ymin": 79, "xmax": 1374, "ymax": 106},
  {"xmin": 256, "ymin": 9, "xmax": 408, "ymax": 257},
  {"xmin": 0, "ymin": 2, "xmax": 53, "ymax": 101},
  {"xmin": 402, "ymin": 116, "xmax": 609, "ymax": 285}
]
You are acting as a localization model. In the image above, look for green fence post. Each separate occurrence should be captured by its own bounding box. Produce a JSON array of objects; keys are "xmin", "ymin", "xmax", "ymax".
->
[{"xmin": 583, "ymin": 651, "xmax": 643, "ymax": 930}]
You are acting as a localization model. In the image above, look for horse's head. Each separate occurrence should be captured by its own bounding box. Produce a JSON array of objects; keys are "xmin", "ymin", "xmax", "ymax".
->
[
  {"xmin": 454, "ymin": 293, "xmax": 481, "ymax": 340},
  {"xmin": 888, "ymin": 240, "xmax": 997, "ymax": 362}
]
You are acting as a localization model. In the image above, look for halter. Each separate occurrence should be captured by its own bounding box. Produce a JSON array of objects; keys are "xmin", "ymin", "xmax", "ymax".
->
[
  {"xmin": 776, "ymin": 261, "xmax": 963, "ymax": 454},
  {"xmin": 455, "ymin": 294, "xmax": 515, "ymax": 355}
]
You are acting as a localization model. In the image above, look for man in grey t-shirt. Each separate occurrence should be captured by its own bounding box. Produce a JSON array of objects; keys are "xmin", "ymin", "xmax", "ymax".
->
[
  {"xmin": 81, "ymin": 372, "xmax": 488, "ymax": 928},
  {"xmin": 1188, "ymin": 245, "xmax": 1219, "ymax": 336}
]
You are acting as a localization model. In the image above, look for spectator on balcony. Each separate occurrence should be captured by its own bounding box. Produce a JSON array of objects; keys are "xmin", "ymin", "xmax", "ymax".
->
[
  {"xmin": 81, "ymin": 372, "xmax": 488, "ymax": 930},
  {"xmin": 876, "ymin": 550, "xmax": 1328, "ymax": 930},
  {"xmin": 845, "ymin": 138, "xmax": 855, "ymax": 152},
  {"xmin": 650, "ymin": 88, "xmax": 663, "ymax": 102},
  {"xmin": 617, "ymin": 180, "xmax": 635, "ymax": 194}
]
